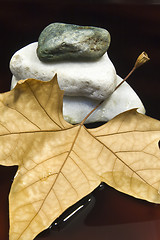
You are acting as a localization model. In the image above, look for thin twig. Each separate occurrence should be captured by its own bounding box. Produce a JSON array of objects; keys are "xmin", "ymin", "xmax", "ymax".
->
[{"xmin": 80, "ymin": 51, "xmax": 150, "ymax": 125}]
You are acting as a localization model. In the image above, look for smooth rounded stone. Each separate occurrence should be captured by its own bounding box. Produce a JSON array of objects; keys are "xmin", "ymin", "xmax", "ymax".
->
[
  {"xmin": 63, "ymin": 75, "xmax": 145, "ymax": 123},
  {"xmin": 10, "ymin": 42, "xmax": 117, "ymax": 100},
  {"xmin": 37, "ymin": 22, "xmax": 111, "ymax": 62},
  {"xmin": 11, "ymin": 75, "xmax": 145, "ymax": 124}
]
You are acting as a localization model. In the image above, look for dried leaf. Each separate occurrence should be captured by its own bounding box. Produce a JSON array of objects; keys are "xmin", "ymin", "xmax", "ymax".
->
[{"xmin": 0, "ymin": 75, "xmax": 159, "ymax": 240}]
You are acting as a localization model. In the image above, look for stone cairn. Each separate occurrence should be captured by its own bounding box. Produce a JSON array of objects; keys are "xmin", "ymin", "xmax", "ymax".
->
[{"xmin": 10, "ymin": 23, "xmax": 145, "ymax": 124}]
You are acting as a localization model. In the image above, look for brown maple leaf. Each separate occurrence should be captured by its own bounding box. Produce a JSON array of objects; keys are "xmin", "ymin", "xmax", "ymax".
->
[{"xmin": 0, "ymin": 75, "xmax": 159, "ymax": 240}]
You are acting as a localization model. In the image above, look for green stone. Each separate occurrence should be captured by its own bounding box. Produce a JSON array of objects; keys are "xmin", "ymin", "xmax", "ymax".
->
[{"xmin": 37, "ymin": 23, "xmax": 111, "ymax": 62}]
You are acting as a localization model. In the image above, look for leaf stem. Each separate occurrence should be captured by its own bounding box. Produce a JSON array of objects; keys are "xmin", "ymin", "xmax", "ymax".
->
[
  {"xmin": 80, "ymin": 101, "xmax": 103, "ymax": 126},
  {"xmin": 114, "ymin": 66, "xmax": 136, "ymax": 91},
  {"xmin": 80, "ymin": 51, "xmax": 150, "ymax": 125},
  {"xmin": 115, "ymin": 51, "xmax": 150, "ymax": 91}
]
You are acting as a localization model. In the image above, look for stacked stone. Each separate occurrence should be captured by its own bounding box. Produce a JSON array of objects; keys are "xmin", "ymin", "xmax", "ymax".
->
[
  {"xmin": 37, "ymin": 22, "xmax": 111, "ymax": 62},
  {"xmin": 10, "ymin": 23, "xmax": 145, "ymax": 124}
]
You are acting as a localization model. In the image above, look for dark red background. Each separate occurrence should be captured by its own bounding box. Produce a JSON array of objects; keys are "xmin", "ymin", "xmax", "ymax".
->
[{"xmin": 0, "ymin": 1, "xmax": 160, "ymax": 240}]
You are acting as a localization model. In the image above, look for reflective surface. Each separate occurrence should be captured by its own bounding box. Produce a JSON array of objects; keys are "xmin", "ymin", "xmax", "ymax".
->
[{"xmin": 35, "ymin": 183, "xmax": 160, "ymax": 240}]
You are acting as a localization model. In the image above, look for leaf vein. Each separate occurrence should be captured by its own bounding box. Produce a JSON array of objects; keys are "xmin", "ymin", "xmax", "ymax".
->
[
  {"xmin": 21, "ymin": 151, "xmax": 69, "ymax": 177},
  {"xmin": 69, "ymin": 155, "xmax": 90, "ymax": 190},
  {"xmin": 2, "ymin": 103, "xmax": 42, "ymax": 130},
  {"xmin": 95, "ymin": 129, "xmax": 160, "ymax": 138},
  {"xmin": 86, "ymin": 128, "xmax": 158, "ymax": 192},
  {"xmin": 0, "ymin": 121, "xmax": 11, "ymax": 133},
  {"xmin": 26, "ymin": 81, "xmax": 62, "ymax": 130},
  {"xmin": 16, "ymin": 172, "xmax": 58, "ymax": 193},
  {"xmin": 0, "ymin": 126, "xmax": 76, "ymax": 137},
  {"xmin": 115, "ymin": 150, "xmax": 160, "ymax": 161},
  {"xmin": 61, "ymin": 172, "xmax": 79, "ymax": 198}
]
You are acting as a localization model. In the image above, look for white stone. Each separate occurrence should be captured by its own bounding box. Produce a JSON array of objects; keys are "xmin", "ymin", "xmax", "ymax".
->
[
  {"xmin": 10, "ymin": 42, "xmax": 117, "ymax": 100},
  {"xmin": 10, "ymin": 42, "xmax": 145, "ymax": 124},
  {"xmin": 11, "ymin": 75, "xmax": 145, "ymax": 124}
]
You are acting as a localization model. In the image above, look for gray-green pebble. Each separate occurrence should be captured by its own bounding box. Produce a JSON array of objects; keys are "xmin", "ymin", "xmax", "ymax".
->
[{"xmin": 37, "ymin": 22, "xmax": 111, "ymax": 62}]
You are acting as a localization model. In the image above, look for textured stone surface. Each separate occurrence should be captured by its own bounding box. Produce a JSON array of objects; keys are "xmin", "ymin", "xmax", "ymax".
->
[
  {"xmin": 10, "ymin": 42, "xmax": 117, "ymax": 100},
  {"xmin": 63, "ymin": 75, "xmax": 145, "ymax": 123},
  {"xmin": 37, "ymin": 22, "xmax": 110, "ymax": 62},
  {"xmin": 10, "ymin": 42, "xmax": 145, "ymax": 124},
  {"xmin": 11, "ymin": 75, "xmax": 145, "ymax": 124}
]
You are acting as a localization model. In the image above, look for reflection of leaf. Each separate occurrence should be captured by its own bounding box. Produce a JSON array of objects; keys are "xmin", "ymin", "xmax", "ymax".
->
[{"xmin": 0, "ymin": 75, "xmax": 159, "ymax": 240}]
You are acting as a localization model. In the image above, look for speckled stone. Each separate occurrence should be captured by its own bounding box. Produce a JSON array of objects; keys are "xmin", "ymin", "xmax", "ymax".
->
[
  {"xmin": 37, "ymin": 22, "xmax": 111, "ymax": 62},
  {"xmin": 10, "ymin": 42, "xmax": 117, "ymax": 100}
]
